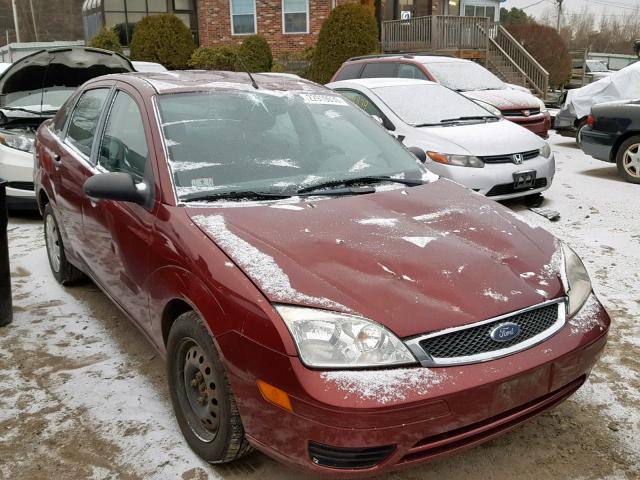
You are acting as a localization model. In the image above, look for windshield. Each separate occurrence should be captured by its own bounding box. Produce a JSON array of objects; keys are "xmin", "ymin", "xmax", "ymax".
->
[
  {"xmin": 373, "ymin": 84, "xmax": 498, "ymax": 126},
  {"xmin": 587, "ymin": 61, "xmax": 609, "ymax": 73},
  {"xmin": 424, "ymin": 62, "xmax": 505, "ymax": 91},
  {"xmin": 156, "ymin": 90, "xmax": 428, "ymax": 200},
  {"xmin": 3, "ymin": 88, "xmax": 75, "ymax": 113}
]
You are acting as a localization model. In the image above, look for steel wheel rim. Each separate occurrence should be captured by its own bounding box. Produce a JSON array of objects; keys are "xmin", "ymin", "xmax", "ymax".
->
[
  {"xmin": 623, "ymin": 143, "xmax": 640, "ymax": 178},
  {"xmin": 45, "ymin": 214, "xmax": 61, "ymax": 273},
  {"xmin": 179, "ymin": 338, "xmax": 221, "ymax": 442}
]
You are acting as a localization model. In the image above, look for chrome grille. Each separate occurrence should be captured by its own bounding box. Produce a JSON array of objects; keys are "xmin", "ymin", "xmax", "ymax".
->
[
  {"xmin": 480, "ymin": 150, "xmax": 539, "ymax": 164},
  {"xmin": 405, "ymin": 299, "xmax": 565, "ymax": 366}
]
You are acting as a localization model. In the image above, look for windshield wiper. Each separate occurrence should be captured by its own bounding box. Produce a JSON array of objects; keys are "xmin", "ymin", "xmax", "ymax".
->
[
  {"xmin": 1, "ymin": 106, "xmax": 57, "ymax": 115},
  {"xmin": 180, "ymin": 190, "xmax": 293, "ymax": 202},
  {"xmin": 439, "ymin": 115, "xmax": 497, "ymax": 123},
  {"xmin": 296, "ymin": 175, "xmax": 423, "ymax": 194}
]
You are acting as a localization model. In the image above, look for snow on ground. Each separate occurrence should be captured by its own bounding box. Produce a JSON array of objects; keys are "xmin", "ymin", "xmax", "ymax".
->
[{"xmin": 0, "ymin": 133, "xmax": 638, "ymax": 479}]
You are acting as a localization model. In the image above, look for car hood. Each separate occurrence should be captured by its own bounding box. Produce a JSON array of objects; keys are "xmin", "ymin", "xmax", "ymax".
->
[
  {"xmin": 413, "ymin": 119, "xmax": 544, "ymax": 156},
  {"xmin": 0, "ymin": 47, "xmax": 133, "ymax": 108},
  {"xmin": 188, "ymin": 180, "xmax": 564, "ymax": 338},
  {"xmin": 462, "ymin": 89, "xmax": 538, "ymax": 110}
]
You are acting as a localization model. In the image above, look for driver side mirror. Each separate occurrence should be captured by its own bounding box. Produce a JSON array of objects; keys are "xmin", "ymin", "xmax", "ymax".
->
[
  {"xmin": 408, "ymin": 147, "xmax": 427, "ymax": 163},
  {"xmin": 83, "ymin": 172, "xmax": 149, "ymax": 206}
]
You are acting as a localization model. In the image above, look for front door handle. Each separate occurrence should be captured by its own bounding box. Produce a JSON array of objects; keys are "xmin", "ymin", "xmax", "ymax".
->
[{"xmin": 52, "ymin": 154, "xmax": 61, "ymax": 170}]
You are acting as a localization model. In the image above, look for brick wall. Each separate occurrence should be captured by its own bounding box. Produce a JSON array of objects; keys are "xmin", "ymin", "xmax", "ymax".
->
[{"xmin": 197, "ymin": 0, "xmax": 359, "ymax": 58}]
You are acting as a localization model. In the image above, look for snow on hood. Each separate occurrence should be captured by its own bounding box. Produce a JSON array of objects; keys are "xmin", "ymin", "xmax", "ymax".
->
[
  {"xmin": 562, "ymin": 62, "xmax": 640, "ymax": 119},
  {"xmin": 189, "ymin": 179, "xmax": 564, "ymax": 337},
  {"xmin": 462, "ymin": 88, "xmax": 539, "ymax": 109},
  {"xmin": 413, "ymin": 118, "xmax": 545, "ymax": 157}
]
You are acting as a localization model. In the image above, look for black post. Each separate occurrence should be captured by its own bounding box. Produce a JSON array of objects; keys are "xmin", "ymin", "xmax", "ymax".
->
[{"xmin": 0, "ymin": 180, "xmax": 12, "ymax": 327}]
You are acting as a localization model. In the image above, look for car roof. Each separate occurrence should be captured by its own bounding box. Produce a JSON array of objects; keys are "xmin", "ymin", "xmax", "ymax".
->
[
  {"xmin": 329, "ymin": 77, "xmax": 437, "ymax": 89},
  {"xmin": 105, "ymin": 70, "xmax": 324, "ymax": 95},
  {"xmin": 346, "ymin": 54, "xmax": 472, "ymax": 65}
]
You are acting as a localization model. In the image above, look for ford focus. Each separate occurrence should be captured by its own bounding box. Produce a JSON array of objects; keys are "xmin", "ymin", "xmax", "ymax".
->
[{"xmin": 34, "ymin": 71, "xmax": 609, "ymax": 476}]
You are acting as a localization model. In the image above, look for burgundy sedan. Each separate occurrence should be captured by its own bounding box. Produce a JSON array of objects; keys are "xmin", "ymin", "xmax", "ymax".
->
[{"xmin": 34, "ymin": 71, "xmax": 609, "ymax": 476}]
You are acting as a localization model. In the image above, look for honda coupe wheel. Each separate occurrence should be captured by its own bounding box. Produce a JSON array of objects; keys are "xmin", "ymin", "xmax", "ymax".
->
[
  {"xmin": 167, "ymin": 311, "xmax": 252, "ymax": 463},
  {"xmin": 43, "ymin": 204, "xmax": 84, "ymax": 285},
  {"xmin": 616, "ymin": 136, "xmax": 640, "ymax": 184}
]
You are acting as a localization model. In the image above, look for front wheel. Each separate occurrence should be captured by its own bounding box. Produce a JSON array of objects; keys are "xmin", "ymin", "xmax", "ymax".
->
[
  {"xmin": 43, "ymin": 203, "xmax": 84, "ymax": 284},
  {"xmin": 616, "ymin": 136, "xmax": 640, "ymax": 184},
  {"xmin": 167, "ymin": 311, "xmax": 252, "ymax": 463}
]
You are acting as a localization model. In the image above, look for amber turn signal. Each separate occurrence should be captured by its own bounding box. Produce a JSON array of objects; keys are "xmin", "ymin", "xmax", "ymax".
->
[
  {"xmin": 256, "ymin": 380, "xmax": 293, "ymax": 412},
  {"xmin": 427, "ymin": 151, "xmax": 449, "ymax": 164}
]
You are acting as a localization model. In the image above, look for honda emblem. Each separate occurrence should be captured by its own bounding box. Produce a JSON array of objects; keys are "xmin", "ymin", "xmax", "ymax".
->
[{"xmin": 512, "ymin": 153, "xmax": 524, "ymax": 165}]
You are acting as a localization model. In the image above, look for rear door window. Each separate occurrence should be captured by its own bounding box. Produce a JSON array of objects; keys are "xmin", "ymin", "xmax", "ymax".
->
[
  {"xmin": 334, "ymin": 63, "xmax": 364, "ymax": 80},
  {"xmin": 66, "ymin": 88, "xmax": 110, "ymax": 157},
  {"xmin": 361, "ymin": 62, "xmax": 398, "ymax": 78}
]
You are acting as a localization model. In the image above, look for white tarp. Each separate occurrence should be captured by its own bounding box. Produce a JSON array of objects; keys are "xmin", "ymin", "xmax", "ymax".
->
[{"xmin": 565, "ymin": 61, "xmax": 640, "ymax": 118}]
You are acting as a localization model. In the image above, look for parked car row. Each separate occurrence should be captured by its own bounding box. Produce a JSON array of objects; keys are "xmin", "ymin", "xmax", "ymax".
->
[{"xmin": 32, "ymin": 67, "xmax": 608, "ymax": 477}]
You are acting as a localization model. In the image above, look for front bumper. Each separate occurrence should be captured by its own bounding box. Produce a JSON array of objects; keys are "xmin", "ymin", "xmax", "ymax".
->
[
  {"xmin": 503, "ymin": 112, "xmax": 551, "ymax": 138},
  {"xmin": 224, "ymin": 294, "xmax": 610, "ymax": 477},
  {"xmin": 580, "ymin": 127, "xmax": 617, "ymax": 162},
  {"xmin": 0, "ymin": 143, "xmax": 37, "ymax": 207},
  {"xmin": 425, "ymin": 153, "xmax": 555, "ymax": 201}
]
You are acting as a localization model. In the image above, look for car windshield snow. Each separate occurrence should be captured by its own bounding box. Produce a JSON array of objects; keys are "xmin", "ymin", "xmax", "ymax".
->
[
  {"xmin": 156, "ymin": 90, "xmax": 428, "ymax": 201},
  {"xmin": 373, "ymin": 83, "xmax": 499, "ymax": 127},
  {"xmin": 424, "ymin": 62, "xmax": 505, "ymax": 91}
]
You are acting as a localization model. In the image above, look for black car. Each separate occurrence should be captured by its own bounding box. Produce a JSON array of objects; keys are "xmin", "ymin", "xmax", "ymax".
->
[{"xmin": 580, "ymin": 100, "xmax": 640, "ymax": 184}]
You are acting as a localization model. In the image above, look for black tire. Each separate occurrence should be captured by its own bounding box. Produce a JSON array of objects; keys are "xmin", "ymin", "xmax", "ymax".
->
[
  {"xmin": 575, "ymin": 119, "xmax": 588, "ymax": 147},
  {"xmin": 43, "ymin": 203, "xmax": 84, "ymax": 285},
  {"xmin": 615, "ymin": 136, "xmax": 640, "ymax": 184},
  {"xmin": 167, "ymin": 311, "xmax": 252, "ymax": 464},
  {"xmin": 524, "ymin": 192, "xmax": 544, "ymax": 208}
]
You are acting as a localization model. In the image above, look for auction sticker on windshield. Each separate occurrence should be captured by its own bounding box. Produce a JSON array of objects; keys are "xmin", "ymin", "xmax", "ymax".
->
[{"xmin": 299, "ymin": 93, "xmax": 349, "ymax": 106}]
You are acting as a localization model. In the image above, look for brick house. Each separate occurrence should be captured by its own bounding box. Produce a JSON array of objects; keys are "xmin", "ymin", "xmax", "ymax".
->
[{"xmin": 197, "ymin": 0, "xmax": 358, "ymax": 57}]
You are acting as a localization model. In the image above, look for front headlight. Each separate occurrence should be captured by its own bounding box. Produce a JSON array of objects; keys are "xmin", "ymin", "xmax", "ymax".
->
[
  {"xmin": 472, "ymin": 99, "xmax": 502, "ymax": 117},
  {"xmin": 535, "ymin": 97, "xmax": 548, "ymax": 113},
  {"xmin": 276, "ymin": 305, "xmax": 417, "ymax": 368},
  {"xmin": 0, "ymin": 129, "xmax": 35, "ymax": 153},
  {"xmin": 427, "ymin": 151, "xmax": 484, "ymax": 168},
  {"xmin": 539, "ymin": 142, "xmax": 552, "ymax": 158},
  {"xmin": 561, "ymin": 243, "xmax": 592, "ymax": 317}
]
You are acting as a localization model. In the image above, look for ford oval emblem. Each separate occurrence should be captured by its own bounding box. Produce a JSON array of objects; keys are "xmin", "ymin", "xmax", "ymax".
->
[{"xmin": 490, "ymin": 322, "xmax": 521, "ymax": 343}]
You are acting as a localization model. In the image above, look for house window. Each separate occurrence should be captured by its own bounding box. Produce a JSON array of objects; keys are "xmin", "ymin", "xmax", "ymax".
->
[
  {"xmin": 463, "ymin": 5, "xmax": 496, "ymax": 20},
  {"xmin": 282, "ymin": 0, "xmax": 308, "ymax": 34},
  {"xmin": 230, "ymin": 0, "xmax": 256, "ymax": 35}
]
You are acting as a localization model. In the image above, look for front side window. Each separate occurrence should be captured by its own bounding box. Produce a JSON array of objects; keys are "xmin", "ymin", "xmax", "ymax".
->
[
  {"xmin": 98, "ymin": 91, "xmax": 149, "ymax": 181},
  {"xmin": 361, "ymin": 62, "xmax": 398, "ymax": 78},
  {"xmin": 156, "ymin": 90, "xmax": 427, "ymax": 200},
  {"xmin": 230, "ymin": 0, "xmax": 256, "ymax": 34},
  {"xmin": 283, "ymin": 0, "xmax": 308, "ymax": 33},
  {"xmin": 66, "ymin": 89, "xmax": 110, "ymax": 157},
  {"xmin": 373, "ymin": 83, "xmax": 497, "ymax": 126},
  {"xmin": 338, "ymin": 90, "xmax": 385, "ymax": 118}
]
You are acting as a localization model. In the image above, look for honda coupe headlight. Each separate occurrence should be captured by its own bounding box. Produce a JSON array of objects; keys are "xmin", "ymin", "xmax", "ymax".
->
[
  {"xmin": 539, "ymin": 142, "xmax": 552, "ymax": 158},
  {"xmin": 472, "ymin": 99, "xmax": 502, "ymax": 117},
  {"xmin": 561, "ymin": 243, "xmax": 592, "ymax": 317},
  {"xmin": 275, "ymin": 305, "xmax": 417, "ymax": 368},
  {"xmin": 0, "ymin": 129, "xmax": 35, "ymax": 153},
  {"xmin": 427, "ymin": 151, "xmax": 484, "ymax": 168}
]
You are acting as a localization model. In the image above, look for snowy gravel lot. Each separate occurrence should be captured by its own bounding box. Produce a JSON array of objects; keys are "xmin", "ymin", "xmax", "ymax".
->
[{"xmin": 1, "ymin": 132, "xmax": 638, "ymax": 480}]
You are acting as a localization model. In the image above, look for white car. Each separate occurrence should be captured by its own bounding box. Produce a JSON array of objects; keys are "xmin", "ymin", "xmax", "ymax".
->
[
  {"xmin": 0, "ymin": 47, "xmax": 133, "ymax": 209},
  {"xmin": 327, "ymin": 78, "xmax": 554, "ymax": 200}
]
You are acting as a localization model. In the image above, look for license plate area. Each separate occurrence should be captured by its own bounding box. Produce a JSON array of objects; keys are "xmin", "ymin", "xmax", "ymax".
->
[{"xmin": 513, "ymin": 170, "xmax": 536, "ymax": 190}]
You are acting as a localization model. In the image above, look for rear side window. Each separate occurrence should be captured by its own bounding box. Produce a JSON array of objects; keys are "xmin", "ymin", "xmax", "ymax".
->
[
  {"xmin": 361, "ymin": 62, "xmax": 398, "ymax": 78},
  {"xmin": 397, "ymin": 64, "xmax": 429, "ymax": 80},
  {"xmin": 66, "ymin": 89, "xmax": 110, "ymax": 157},
  {"xmin": 334, "ymin": 63, "xmax": 363, "ymax": 81}
]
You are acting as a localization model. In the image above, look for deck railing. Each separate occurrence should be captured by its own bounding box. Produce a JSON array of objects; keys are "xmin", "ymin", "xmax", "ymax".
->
[{"xmin": 381, "ymin": 15, "xmax": 490, "ymax": 52}]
